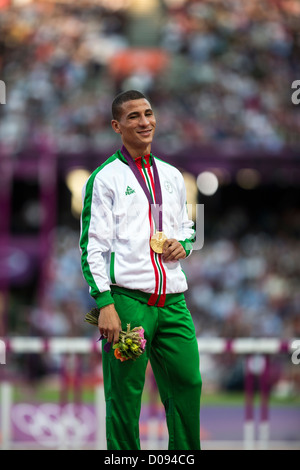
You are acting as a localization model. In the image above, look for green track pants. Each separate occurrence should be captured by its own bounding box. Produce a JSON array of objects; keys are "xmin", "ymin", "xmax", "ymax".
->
[{"xmin": 102, "ymin": 293, "xmax": 202, "ymax": 450}]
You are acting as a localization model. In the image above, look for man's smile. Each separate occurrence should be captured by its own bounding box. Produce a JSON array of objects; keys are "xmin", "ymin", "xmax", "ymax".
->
[{"xmin": 137, "ymin": 129, "xmax": 152, "ymax": 136}]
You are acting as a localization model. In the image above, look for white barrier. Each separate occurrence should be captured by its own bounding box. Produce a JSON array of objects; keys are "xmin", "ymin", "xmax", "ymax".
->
[
  {"xmin": 1, "ymin": 336, "xmax": 296, "ymax": 354},
  {"xmin": 0, "ymin": 337, "xmax": 298, "ymax": 450}
]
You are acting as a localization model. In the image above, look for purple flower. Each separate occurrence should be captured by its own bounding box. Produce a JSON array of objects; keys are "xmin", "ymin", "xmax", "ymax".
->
[
  {"xmin": 97, "ymin": 335, "xmax": 111, "ymax": 353},
  {"xmin": 140, "ymin": 338, "xmax": 147, "ymax": 350},
  {"xmin": 104, "ymin": 342, "xmax": 112, "ymax": 353}
]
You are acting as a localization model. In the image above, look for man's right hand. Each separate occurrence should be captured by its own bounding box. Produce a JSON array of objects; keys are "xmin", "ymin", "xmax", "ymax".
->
[{"xmin": 98, "ymin": 304, "xmax": 122, "ymax": 345}]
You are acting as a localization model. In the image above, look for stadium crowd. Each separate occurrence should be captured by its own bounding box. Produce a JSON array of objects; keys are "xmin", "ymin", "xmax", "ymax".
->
[{"xmin": 0, "ymin": 0, "xmax": 299, "ymax": 155}]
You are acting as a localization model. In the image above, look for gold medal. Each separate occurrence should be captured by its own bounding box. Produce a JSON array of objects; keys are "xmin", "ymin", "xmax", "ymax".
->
[{"xmin": 150, "ymin": 231, "xmax": 168, "ymax": 254}]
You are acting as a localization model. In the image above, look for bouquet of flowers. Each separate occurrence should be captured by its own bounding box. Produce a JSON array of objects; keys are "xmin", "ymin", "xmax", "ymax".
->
[
  {"xmin": 85, "ymin": 308, "xmax": 147, "ymax": 361},
  {"xmin": 84, "ymin": 307, "xmax": 102, "ymax": 326},
  {"xmin": 112, "ymin": 324, "xmax": 147, "ymax": 362}
]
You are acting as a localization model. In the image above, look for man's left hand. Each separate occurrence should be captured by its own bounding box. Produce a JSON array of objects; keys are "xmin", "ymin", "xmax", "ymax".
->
[{"xmin": 162, "ymin": 239, "xmax": 186, "ymax": 262}]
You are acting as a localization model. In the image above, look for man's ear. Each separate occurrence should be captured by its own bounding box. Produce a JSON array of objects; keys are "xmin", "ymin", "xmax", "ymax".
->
[{"xmin": 111, "ymin": 119, "xmax": 121, "ymax": 134}]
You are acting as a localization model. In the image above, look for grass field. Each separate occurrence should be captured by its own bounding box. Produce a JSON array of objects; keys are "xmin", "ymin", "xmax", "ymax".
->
[{"xmin": 11, "ymin": 379, "xmax": 300, "ymax": 407}]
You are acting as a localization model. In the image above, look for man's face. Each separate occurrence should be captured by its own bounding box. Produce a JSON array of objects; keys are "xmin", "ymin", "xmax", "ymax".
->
[{"xmin": 111, "ymin": 98, "xmax": 156, "ymax": 151}]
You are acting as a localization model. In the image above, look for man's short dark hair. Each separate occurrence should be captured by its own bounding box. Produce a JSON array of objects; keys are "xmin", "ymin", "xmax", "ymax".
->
[{"xmin": 112, "ymin": 90, "xmax": 148, "ymax": 121}]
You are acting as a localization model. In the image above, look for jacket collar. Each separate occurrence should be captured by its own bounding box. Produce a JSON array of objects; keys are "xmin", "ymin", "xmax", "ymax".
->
[{"xmin": 117, "ymin": 149, "xmax": 153, "ymax": 167}]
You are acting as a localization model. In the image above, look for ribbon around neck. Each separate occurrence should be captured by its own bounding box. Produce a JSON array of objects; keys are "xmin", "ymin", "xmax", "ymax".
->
[{"xmin": 121, "ymin": 145, "xmax": 163, "ymax": 232}]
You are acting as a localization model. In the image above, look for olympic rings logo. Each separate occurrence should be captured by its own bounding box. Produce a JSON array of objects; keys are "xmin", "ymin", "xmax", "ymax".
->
[{"xmin": 11, "ymin": 403, "xmax": 97, "ymax": 448}]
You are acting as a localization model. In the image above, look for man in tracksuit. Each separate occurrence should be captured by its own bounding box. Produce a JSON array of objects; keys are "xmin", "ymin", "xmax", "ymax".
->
[{"xmin": 80, "ymin": 90, "xmax": 202, "ymax": 450}]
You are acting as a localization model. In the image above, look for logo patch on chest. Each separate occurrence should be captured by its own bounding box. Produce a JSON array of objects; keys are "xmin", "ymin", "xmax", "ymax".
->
[
  {"xmin": 164, "ymin": 180, "xmax": 173, "ymax": 193},
  {"xmin": 125, "ymin": 186, "xmax": 135, "ymax": 196}
]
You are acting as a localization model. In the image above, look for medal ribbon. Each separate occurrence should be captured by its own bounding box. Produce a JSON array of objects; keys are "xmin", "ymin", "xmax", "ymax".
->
[{"xmin": 121, "ymin": 145, "xmax": 163, "ymax": 231}]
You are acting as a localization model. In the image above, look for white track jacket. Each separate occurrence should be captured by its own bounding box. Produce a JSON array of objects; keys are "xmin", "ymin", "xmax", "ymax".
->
[{"xmin": 79, "ymin": 149, "xmax": 195, "ymax": 309}]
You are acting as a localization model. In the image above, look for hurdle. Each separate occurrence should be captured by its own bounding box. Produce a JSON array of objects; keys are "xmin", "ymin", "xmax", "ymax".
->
[{"xmin": 0, "ymin": 337, "xmax": 298, "ymax": 450}]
